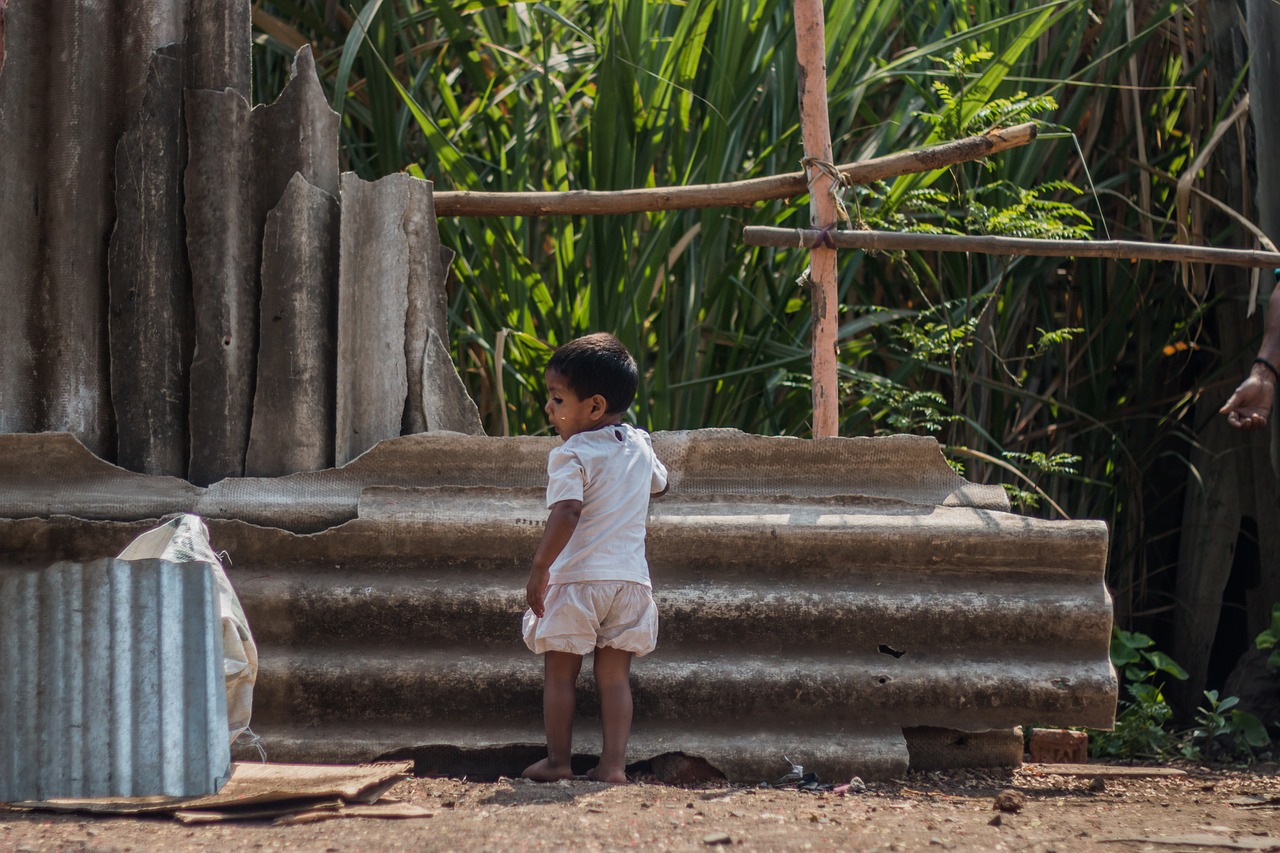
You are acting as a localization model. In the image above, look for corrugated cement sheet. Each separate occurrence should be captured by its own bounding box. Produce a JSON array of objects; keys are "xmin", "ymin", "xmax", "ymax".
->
[
  {"xmin": 0, "ymin": 430, "xmax": 1008, "ymax": 530},
  {"xmin": 0, "ymin": 0, "xmax": 248, "ymax": 459},
  {"xmin": 0, "ymin": 430, "xmax": 1112, "ymax": 782},
  {"xmin": 0, "ymin": 558, "xmax": 231, "ymax": 802},
  {"xmin": 183, "ymin": 46, "xmax": 339, "ymax": 485}
]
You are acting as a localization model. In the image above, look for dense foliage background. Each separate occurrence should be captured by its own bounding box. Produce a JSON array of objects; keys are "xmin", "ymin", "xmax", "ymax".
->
[{"xmin": 250, "ymin": 0, "xmax": 1271, "ymax": 705}]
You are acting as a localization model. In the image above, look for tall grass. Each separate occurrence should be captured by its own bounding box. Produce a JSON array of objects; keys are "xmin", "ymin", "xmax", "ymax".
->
[{"xmin": 251, "ymin": 1, "xmax": 1257, "ymax": 630}]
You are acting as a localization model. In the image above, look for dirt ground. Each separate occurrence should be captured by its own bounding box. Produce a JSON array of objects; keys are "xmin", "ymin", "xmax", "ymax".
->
[{"xmin": 2, "ymin": 764, "xmax": 1278, "ymax": 852}]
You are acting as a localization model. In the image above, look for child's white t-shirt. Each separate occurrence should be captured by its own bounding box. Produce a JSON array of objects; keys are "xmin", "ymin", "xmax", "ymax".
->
[{"xmin": 544, "ymin": 423, "xmax": 668, "ymax": 586}]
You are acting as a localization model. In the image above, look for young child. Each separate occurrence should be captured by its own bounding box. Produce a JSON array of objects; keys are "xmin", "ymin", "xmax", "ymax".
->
[{"xmin": 521, "ymin": 332, "xmax": 668, "ymax": 784}]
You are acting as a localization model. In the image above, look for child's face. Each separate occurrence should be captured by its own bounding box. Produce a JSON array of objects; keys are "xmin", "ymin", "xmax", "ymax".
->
[{"xmin": 544, "ymin": 368, "xmax": 605, "ymax": 440}]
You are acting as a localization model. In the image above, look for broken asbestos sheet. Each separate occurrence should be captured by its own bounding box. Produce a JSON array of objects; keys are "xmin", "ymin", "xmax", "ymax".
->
[{"xmin": 3, "ymin": 761, "xmax": 420, "ymax": 825}]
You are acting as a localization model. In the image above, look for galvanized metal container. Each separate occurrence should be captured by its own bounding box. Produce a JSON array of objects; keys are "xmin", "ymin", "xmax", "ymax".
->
[{"xmin": 0, "ymin": 558, "xmax": 231, "ymax": 802}]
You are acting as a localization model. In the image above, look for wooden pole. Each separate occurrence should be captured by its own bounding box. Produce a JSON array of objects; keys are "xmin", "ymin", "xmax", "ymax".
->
[
  {"xmin": 794, "ymin": 0, "xmax": 839, "ymax": 438},
  {"xmin": 430, "ymin": 124, "xmax": 1037, "ymax": 217},
  {"xmin": 741, "ymin": 226, "xmax": 1280, "ymax": 268}
]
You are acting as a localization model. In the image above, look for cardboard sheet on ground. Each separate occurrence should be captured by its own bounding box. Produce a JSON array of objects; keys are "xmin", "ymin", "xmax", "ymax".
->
[
  {"xmin": 4, "ymin": 761, "xmax": 413, "ymax": 816},
  {"xmin": 272, "ymin": 802, "xmax": 435, "ymax": 825}
]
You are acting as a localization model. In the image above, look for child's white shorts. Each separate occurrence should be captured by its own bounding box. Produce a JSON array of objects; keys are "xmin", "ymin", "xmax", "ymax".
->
[{"xmin": 522, "ymin": 581, "xmax": 658, "ymax": 657}]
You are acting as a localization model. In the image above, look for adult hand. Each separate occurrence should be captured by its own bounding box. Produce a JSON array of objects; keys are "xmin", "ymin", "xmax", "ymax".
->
[{"xmin": 1220, "ymin": 373, "xmax": 1276, "ymax": 430}]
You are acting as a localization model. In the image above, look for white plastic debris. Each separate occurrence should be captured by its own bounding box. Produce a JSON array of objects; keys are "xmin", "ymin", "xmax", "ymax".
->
[{"xmin": 117, "ymin": 514, "xmax": 258, "ymax": 742}]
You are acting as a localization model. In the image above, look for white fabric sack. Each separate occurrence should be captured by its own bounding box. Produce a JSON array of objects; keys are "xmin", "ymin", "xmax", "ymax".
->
[{"xmin": 116, "ymin": 514, "xmax": 257, "ymax": 742}]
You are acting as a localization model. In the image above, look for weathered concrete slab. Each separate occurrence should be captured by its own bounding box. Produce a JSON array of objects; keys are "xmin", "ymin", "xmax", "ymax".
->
[
  {"xmin": 0, "ymin": 558, "xmax": 229, "ymax": 801},
  {"xmin": 109, "ymin": 44, "xmax": 193, "ymax": 477},
  {"xmin": 246, "ymin": 173, "xmax": 340, "ymax": 476},
  {"xmin": 183, "ymin": 46, "xmax": 339, "ymax": 485}
]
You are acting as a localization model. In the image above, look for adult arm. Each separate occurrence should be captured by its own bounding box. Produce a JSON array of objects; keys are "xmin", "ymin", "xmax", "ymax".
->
[
  {"xmin": 526, "ymin": 499, "xmax": 582, "ymax": 617},
  {"xmin": 1221, "ymin": 274, "xmax": 1280, "ymax": 430}
]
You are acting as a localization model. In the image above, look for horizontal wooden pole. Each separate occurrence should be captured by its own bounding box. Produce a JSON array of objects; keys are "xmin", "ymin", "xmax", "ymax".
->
[
  {"xmin": 432, "ymin": 124, "xmax": 1037, "ymax": 217},
  {"xmin": 741, "ymin": 227, "xmax": 1280, "ymax": 269}
]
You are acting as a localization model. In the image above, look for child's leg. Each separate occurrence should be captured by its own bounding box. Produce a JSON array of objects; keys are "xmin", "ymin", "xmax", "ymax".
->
[
  {"xmin": 587, "ymin": 646, "xmax": 633, "ymax": 783},
  {"xmin": 522, "ymin": 650, "xmax": 582, "ymax": 781}
]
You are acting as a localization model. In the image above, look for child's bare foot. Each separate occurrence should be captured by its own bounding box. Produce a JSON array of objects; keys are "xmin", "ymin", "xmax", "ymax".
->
[
  {"xmin": 586, "ymin": 766, "xmax": 628, "ymax": 784},
  {"xmin": 522, "ymin": 757, "xmax": 575, "ymax": 782}
]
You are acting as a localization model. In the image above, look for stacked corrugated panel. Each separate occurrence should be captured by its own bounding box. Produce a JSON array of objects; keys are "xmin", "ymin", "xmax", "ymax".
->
[
  {"xmin": 0, "ymin": 430, "xmax": 1116, "ymax": 783},
  {"xmin": 0, "ymin": 559, "xmax": 230, "ymax": 802}
]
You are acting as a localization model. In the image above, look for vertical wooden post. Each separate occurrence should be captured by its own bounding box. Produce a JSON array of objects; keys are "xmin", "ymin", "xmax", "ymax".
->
[{"xmin": 793, "ymin": 0, "xmax": 839, "ymax": 437}]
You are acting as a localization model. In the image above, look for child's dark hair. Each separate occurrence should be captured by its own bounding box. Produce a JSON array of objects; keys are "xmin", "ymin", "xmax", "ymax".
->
[{"xmin": 547, "ymin": 332, "xmax": 638, "ymax": 414}]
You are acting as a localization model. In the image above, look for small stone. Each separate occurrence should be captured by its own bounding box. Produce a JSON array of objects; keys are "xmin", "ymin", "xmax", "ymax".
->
[
  {"xmin": 993, "ymin": 789, "xmax": 1025, "ymax": 813},
  {"xmin": 1088, "ymin": 777, "xmax": 1106, "ymax": 793},
  {"xmin": 703, "ymin": 832, "xmax": 732, "ymax": 846},
  {"xmin": 988, "ymin": 814, "xmax": 1003, "ymax": 827},
  {"xmin": 847, "ymin": 776, "xmax": 867, "ymax": 793}
]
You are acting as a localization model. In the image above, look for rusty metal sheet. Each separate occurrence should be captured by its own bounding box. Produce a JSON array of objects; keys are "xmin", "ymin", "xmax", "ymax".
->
[
  {"xmin": 0, "ymin": 557, "xmax": 230, "ymax": 801},
  {"xmin": 246, "ymin": 173, "xmax": 339, "ymax": 476},
  {"xmin": 108, "ymin": 44, "xmax": 193, "ymax": 477},
  {"xmin": 183, "ymin": 46, "xmax": 339, "ymax": 485},
  {"xmin": 335, "ymin": 173, "xmax": 414, "ymax": 465}
]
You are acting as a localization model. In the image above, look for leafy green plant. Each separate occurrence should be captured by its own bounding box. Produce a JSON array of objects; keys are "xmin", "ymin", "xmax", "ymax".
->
[
  {"xmin": 1091, "ymin": 630, "xmax": 1270, "ymax": 763},
  {"xmin": 1181, "ymin": 690, "xmax": 1271, "ymax": 763},
  {"xmin": 1090, "ymin": 628, "xmax": 1188, "ymax": 759},
  {"xmin": 1255, "ymin": 604, "xmax": 1280, "ymax": 668},
  {"xmin": 915, "ymin": 46, "xmax": 1059, "ymax": 140}
]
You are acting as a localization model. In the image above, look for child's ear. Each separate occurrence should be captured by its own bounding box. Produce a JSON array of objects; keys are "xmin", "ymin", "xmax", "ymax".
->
[{"xmin": 589, "ymin": 395, "xmax": 608, "ymax": 420}]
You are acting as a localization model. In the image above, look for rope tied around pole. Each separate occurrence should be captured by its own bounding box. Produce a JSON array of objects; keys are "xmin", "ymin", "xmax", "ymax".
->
[
  {"xmin": 800, "ymin": 155, "xmax": 851, "ymax": 225},
  {"xmin": 793, "ymin": 226, "xmax": 838, "ymax": 250}
]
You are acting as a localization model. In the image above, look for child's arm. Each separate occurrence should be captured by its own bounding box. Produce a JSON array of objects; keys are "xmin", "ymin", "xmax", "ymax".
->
[{"xmin": 526, "ymin": 499, "xmax": 582, "ymax": 617}]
